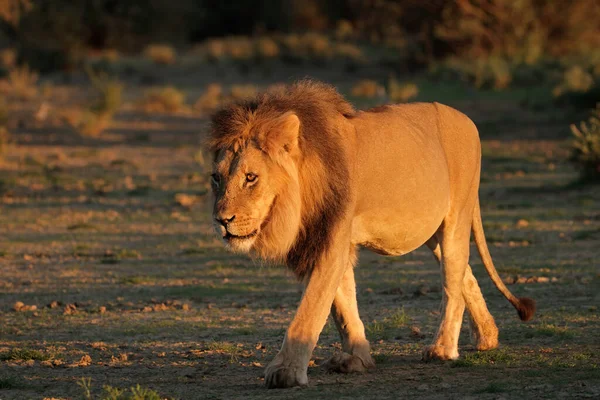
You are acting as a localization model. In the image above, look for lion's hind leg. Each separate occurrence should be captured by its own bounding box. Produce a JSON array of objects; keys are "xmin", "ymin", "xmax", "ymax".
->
[
  {"xmin": 325, "ymin": 259, "xmax": 375, "ymax": 373},
  {"xmin": 425, "ymin": 237, "xmax": 499, "ymax": 353}
]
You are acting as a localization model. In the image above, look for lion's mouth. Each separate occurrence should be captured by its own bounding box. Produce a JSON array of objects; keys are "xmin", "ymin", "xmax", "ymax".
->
[{"xmin": 224, "ymin": 230, "xmax": 258, "ymax": 241}]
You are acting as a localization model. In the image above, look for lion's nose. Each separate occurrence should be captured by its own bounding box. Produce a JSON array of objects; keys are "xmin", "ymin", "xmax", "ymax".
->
[{"xmin": 216, "ymin": 214, "xmax": 235, "ymax": 227}]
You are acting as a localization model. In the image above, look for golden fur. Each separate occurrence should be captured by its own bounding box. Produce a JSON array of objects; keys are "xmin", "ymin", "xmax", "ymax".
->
[{"xmin": 209, "ymin": 80, "xmax": 535, "ymax": 388}]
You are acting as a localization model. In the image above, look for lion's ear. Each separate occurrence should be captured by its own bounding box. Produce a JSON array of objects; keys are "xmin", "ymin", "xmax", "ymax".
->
[{"xmin": 261, "ymin": 112, "xmax": 300, "ymax": 156}]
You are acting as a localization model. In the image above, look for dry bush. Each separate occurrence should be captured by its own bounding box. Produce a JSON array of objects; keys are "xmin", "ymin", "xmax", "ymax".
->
[
  {"xmin": 204, "ymin": 39, "xmax": 227, "ymax": 62},
  {"xmin": 139, "ymin": 86, "xmax": 186, "ymax": 113},
  {"xmin": 335, "ymin": 20, "xmax": 354, "ymax": 40},
  {"xmin": 334, "ymin": 43, "xmax": 365, "ymax": 63},
  {"xmin": 226, "ymin": 37, "xmax": 254, "ymax": 61},
  {"xmin": 351, "ymin": 80, "xmax": 385, "ymax": 98},
  {"xmin": 0, "ymin": 65, "xmax": 38, "ymax": 100},
  {"xmin": 571, "ymin": 104, "xmax": 600, "ymax": 182},
  {"xmin": 73, "ymin": 111, "xmax": 112, "ymax": 138},
  {"xmin": 229, "ymin": 84, "xmax": 257, "ymax": 100},
  {"xmin": 0, "ymin": 97, "xmax": 10, "ymax": 158},
  {"xmin": 256, "ymin": 37, "xmax": 280, "ymax": 59},
  {"xmin": 553, "ymin": 66, "xmax": 595, "ymax": 98},
  {"xmin": 193, "ymin": 84, "xmax": 258, "ymax": 113},
  {"xmin": 435, "ymin": 0, "xmax": 600, "ymax": 64},
  {"xmin": 144, "ymin": 44, "xmax": 177, "ymax": 65},
  {"xmin": 436, "ymin": 56, "xmax": 512, "ymax": 90},
  {"xmin": 0, "ymin": 49, "xmax": 16, "ymax": 69},
  {"xmin": 87, "ymin": 69, "xmax": 123, "ymax": 116},
  {"xmin": 388, "ymin": 78, "xmax": 419, "ymax": 103},
  {"xmin": 193, "ymin": 84, "xmax": 223, "ymax": 112},
  {"xmin": 0, "ymin": 0, "xmax": 32, "ymax": 26},
  {"xmin": 66, "ymin": 69, "xmax": 123, "ymax": 138}
]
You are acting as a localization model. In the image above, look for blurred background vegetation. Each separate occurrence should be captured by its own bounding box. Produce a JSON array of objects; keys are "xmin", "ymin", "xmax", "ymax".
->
[{"xmin": 0, "ymin": 0, "xmax": 599, "ymax": 179}]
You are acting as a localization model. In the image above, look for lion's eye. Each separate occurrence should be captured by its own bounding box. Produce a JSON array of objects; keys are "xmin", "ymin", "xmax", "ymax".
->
[
  {"xmin": 246, "ymin": 173, "xmax": 257, "ymax": 183},
  {"xmin": 210, "ymin": 173, "xmax": 221, "ymax": 186}
]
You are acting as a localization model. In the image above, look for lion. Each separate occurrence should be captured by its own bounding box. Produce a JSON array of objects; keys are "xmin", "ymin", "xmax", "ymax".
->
[{"xmin": 208, "ymin": 80, "xmax": 535, "ymax": 389}]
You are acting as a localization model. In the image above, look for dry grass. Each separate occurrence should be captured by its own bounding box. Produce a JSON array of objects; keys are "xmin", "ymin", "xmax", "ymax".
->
[
  {"xmin": 193, "ymin": 84, "xmax": 258, "ymax": 113},
  {"xmin": 229, "ymin": 84, "xmax": 258, "ymax": 100},
  {"xmin": 0, "ymin": 96, "xmax": 9, "ymax": 158},
  {"xmin": 138, "ymin": 86, "xmax": 186, "ymax": 113},
  {"xmin": 570, "ymin": 104, "xmax": 600, "ymax": 181},
  {"xmin": 143, "ymin": 44, "xmax": 177, "ymax": 65},
  {"xmin": 0, "ymin": 65, "xmax": 38, "ymax": 100},
  {"xmin": 388, "ymin": 78, "xmax": 419, "ymax": 103},
  {"xmin": 193, "ymin": 84, "xmax": 223, "ymax": 112},
  {"xmin": 553, "ymin": 65, "xmax": 595, "ymax": 98},
  {"xmin": 351, "ymin": 80, "xmax": 386, "ymax": 98},
  {"xmin": 255, "ymin": 37, "xmax": 280, "ymax": 59},
  {"xmin": 0, "ymin": 48, "xmax": 16, "ymax": 69},
  {"xmin": 65, "ymin": 69, "xmax": 123, "ymax": 138}
]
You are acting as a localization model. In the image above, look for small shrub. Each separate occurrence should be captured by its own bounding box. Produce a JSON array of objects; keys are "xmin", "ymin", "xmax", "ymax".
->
[
  {"xmin": 139, "ymin": 86, "xmax": 186, "ymax": 113},
  {"xmin": 144, "ymin": 44, "xmax": 176, "ymax": 65},
  {"xmin": 388, "ymin": 77, "xmax": 419, "ymax": 102},
  {"xmin": 335, "ymin": 43, "xmax": 365, "ymax": 63},
  {"xmin": 335, "ymin": 19, "xmax": 354, "ymax": 40},
  {"xmin": 570, "ymin": 104, "xmax": 600, "ymax": 181},
  {"xmin": 194, "ymin": 83, "xmax": 222, "ymax": 112},
  {"xmin": 77, "ymin": 378, "xmax": 162, "ymax": 400},
  {"xmin": 554, "ymin": 65, "xmax": 595, "ymax": 98},
  {"xmin": 68, "ymin": 68, "xmax": 122, "ymax": 137},
  {"xmin": 204, "ymin": 38, "xmax": 227, "ymax": 62},
  {"xmin": 0, "ymin": 48, "xmax": 16, "ymax": 69},
  {"xmin": 439, "ymin": 56, "xmax": 513, "ymax": 90},
  {"xmin": 0, "ymin": 97, "xmax": 10, "ymax": 158},
  {"xmin": 3, "ymin": 65, "xmax": 38, "ymax": 99},
  {"xmin": 226, "ymin": 36, "xmax": 254, "ymax": 61},
  {"xmin": 229, "ymin": 84, "xmax": 257, "ymax": 101},
  {"xmin": 87, "ymin": 68, "xmax": 123, "ymax": 116},
  {"xmin": 351, "ymin": 79, "xmax": 385, "ymax": 98},
  {"xmin": 75, "ymin": 111, "xmax": 112, "ymax": 138},
  {"xmin": 256, "ymin": 37, "xmax": 280, "ymax": 59}
]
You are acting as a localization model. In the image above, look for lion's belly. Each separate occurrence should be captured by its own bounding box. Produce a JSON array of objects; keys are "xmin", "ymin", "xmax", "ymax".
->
[{"xmin": 351, "ymin": 202, "xmax": 447, "ymax": 255}]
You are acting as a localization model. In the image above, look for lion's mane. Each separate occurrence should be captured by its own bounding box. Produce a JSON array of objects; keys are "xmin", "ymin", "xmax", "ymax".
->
[{"xmin": 209, "ymin": 80, "xmax": 355, "ymax": 278}]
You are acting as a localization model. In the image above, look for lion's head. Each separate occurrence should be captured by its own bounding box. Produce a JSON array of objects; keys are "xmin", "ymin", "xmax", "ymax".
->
[
  {"xmin": 208, "ymin": 81, "xmax": 355, "ymax": 277},
  {"xmin": 210, "ymin": 111, "xmax": 302, "ymax": 257}
]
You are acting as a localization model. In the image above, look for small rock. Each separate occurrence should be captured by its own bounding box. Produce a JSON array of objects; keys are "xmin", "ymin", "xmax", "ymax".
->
[
  {"xmin": 516, "ymin": 219, "xmax": 529, "ymax": 228},
  {"xmin": 99, "ymin": 306, "xmax": 107, "ymax": 314},
  {"xmin": 181, "ymin": 303, "xmax": 190, "ymax": 311},
  {"xmin": 13, "ymin": 301, "xmax": 25, "ymax": 311}
]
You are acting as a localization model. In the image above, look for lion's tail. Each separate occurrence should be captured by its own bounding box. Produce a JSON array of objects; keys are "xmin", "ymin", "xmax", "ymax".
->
[{"xmin": 472, "ymin": 197, "xmax": 536, "ymax": 321}]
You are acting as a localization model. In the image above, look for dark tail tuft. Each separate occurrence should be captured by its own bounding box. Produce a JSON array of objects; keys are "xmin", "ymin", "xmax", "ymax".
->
[{"xmin": 517, "ymin": 297, "xmax": 536, "ymax": 321}]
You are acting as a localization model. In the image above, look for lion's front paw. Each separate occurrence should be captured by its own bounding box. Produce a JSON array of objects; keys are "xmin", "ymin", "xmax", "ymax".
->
[
  {"xmin": 264, "ymin": 359, "xmax": 308, "ymax": 389},
  {"xmin": 422, "ymin": 345, "xmax": 458, "ymax": 361},
  {"xmin": 324, "ymin": 352, "xmax": 375, "ymax": 373}
]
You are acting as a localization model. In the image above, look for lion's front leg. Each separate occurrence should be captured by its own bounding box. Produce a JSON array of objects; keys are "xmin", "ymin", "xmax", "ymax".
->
[
  {"xmin": 265, "ymin": 242, "xmax": 351, "ymax": 388},
  {"xmin": 325, "ymin": 260, "xmax": 375, "ymax": 373}
]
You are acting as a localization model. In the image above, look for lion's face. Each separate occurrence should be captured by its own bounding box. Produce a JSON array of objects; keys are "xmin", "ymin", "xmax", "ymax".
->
[
  {"xmin": 210, "ymin": 111, "xmax": 303, "ymax": 258},
  {"xmin": 211, "ymin": 145, "xmax": 286, "ymax": 253}
]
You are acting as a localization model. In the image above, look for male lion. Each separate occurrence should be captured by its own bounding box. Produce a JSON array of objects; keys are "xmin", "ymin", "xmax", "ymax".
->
[{"xmin": 208, "ymin": 80, "xmax": 535, "ymax": 388}]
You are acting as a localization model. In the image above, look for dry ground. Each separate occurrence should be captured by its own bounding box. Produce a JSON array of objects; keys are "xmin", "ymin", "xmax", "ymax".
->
[{"xmin": 0, "ymin": 71, "xmax": 599, "ymax": 399}]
